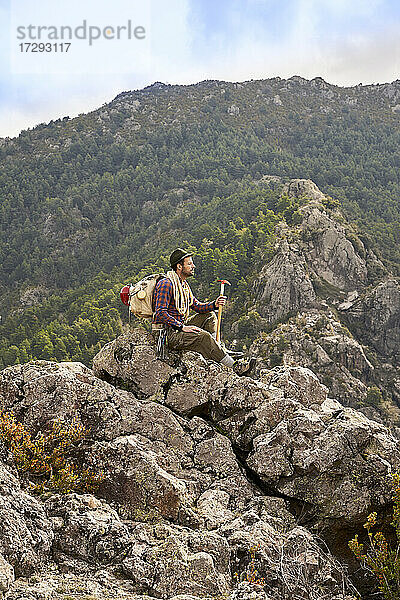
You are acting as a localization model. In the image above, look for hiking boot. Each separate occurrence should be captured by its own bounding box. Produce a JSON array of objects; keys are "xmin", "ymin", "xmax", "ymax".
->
[
  {"xmin": 225, "ymin": 349, "xmax": 244, "ymax": 359},
  {"xmin": 233, "ymin": 357, "xmax": 256, "ymax": 377},
  {"xmin": 220, "ymin": 343, "xmax": 244, "ymax": 359}
]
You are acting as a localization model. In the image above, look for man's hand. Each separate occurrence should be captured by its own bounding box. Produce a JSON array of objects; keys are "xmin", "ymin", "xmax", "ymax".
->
[
  {"xmin": 182, "ymin": 325, "xmax": 202, "ymax": 333},
  {"xmin": 215, "ymin": 295, "xmax": 227, "ymax": 307}
]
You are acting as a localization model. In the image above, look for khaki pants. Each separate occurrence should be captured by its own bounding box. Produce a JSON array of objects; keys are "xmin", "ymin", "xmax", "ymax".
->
[{"xmin": 164, "ymin": 312, "xmax": 225, "ymax": 363}]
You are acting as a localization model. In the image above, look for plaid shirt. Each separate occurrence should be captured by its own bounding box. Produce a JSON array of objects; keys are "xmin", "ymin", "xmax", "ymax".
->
[{"xmin": 153, "ymin": 277, "xmax": 216, "ymax": 330}]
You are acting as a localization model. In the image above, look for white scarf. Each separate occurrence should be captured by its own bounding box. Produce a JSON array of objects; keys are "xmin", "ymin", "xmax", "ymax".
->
[{"xmin": 166, "ymin": 270, "xmax": 193, "ymax": 320}]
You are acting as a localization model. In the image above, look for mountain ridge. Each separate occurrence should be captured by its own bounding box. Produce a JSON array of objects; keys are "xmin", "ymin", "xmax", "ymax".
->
[{"xmin": 1, "ymin": 74, "xmax": 400, "ymax": 373}]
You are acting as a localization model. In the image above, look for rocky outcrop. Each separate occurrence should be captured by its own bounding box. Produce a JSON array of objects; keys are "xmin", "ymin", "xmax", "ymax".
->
[
  {"xmin": 121, "ymin": 521, "xmax": 232, "ymax": 598},
  {"xmin": 92, "ymin": 328, "xmax": 181, "ymax": 398},
  {"xmin": 92, "ymin": 333, "xmax": 400, "ymax": 536},
  {"xmin": 45, "ymin": 493, "xmax": 132, "ymax": 566},
  {"xmin": 297, "ymin": 199, "xmax": 368, "ymax": 291},
  {"xmin": 205, "ymin": 364, "xmax": 400, "ymax": 532},
  {"xmin": 19, "ymin": 285, "xmax": 49, "ymax": 308},
  {"xmin": 93, "ymin": 329, "xmax": 230, "ymax": 417},
  {"xmin": 247, "ymin": 368, "xmax": 398, "ymax": 525},
  {"xmin": 254, "ymin": 179, "xmax": 374, "ymax": 324},
  {"xmin": 0, "ymin": 360, "xmax": 257, "ymax": 526},
  {"xmin": 251, "ymin": 179, "xmax": 400, "ymax": 427},
  {"xmin": 88, "ymin": 413, "xmax": 257, "ymax": 525},
  {"xmin": 254, "ymin": 236, "xmax": 318, "ymax": 323},
  {"xmin": 3, "ymin": 500, "xmax": 356, "ymax": 600},
  {"xmin": 0, "ymin": 556, "xmax": 13, "ymax": 598},
  {"xmin": 0, "ymin": 340, "xmax": 371, "ymax": 598},
  {"xmin": 343, "ymin": 278, "xmax": 400, "ymax": 361},
  {"xmin": 249, "ymin": 310, "xmax": 376, "ymax": 412},
  {"xmin": 283, "ymin": 179, "xmax": 325, "ymax": 202},
  {"xmin": 4, "ymin": 569, "xmax": 144, "ymax": 599}
]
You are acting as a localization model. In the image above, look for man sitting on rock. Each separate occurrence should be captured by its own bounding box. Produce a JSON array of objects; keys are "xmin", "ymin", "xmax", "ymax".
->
[{"xmin": 152, "ymin": 248, "xmax": 255, "ymax": 376}]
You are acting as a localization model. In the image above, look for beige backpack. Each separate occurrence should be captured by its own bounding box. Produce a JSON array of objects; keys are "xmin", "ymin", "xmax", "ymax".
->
[{"xmin": 125, "ymin": 273, "xmax": 166, "ymax": 319}]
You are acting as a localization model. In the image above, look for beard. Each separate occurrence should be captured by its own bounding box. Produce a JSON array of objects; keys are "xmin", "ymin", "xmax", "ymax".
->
[{"xmin": 181, "ymin": 266, "xmax": 194, "ymax": 278}]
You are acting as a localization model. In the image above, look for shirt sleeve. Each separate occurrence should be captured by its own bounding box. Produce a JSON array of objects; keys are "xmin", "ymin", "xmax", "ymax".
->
[
  {"xmin": 191, "ymin": 297, "xmax": 217, "ymax": 313},
  {"xmin": 153, "ymin": 278, "xmax": 183, "ymax": 330}
]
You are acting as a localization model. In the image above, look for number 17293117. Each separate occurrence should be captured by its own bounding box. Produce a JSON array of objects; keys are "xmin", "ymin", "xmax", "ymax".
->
[{"xmin": 19, "ymin": 42, "xmax": 71, "ymax": 52}]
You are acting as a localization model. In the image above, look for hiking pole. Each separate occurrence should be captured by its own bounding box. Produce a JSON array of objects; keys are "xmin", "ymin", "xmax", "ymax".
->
[{"xmin": 216, "ymin": 279, "xmax": 231, "ymax": 343}]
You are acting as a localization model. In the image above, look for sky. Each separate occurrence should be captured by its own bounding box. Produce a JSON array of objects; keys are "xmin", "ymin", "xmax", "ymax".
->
[{"xmin": 1, "ymin": 0, "xmax": 400, "ymax": 138}]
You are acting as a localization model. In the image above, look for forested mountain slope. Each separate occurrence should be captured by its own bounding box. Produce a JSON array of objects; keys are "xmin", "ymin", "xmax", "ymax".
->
[{"xmin": 0, "ymin": 76, "xmax": 400, "ymax": 367}]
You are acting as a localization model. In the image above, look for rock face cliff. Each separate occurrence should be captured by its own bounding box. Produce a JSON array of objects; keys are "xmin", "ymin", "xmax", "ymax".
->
[
  {"xmin": 251, "ymin": 179, "xmax": 400, "ymax": 428},
  {"xmin": 254, "ymin": 179, "xmax": 383, "ymax": 322},
  {"xmin": 0, "ymin": 328, "xmax": 399, "ymax": 599}
]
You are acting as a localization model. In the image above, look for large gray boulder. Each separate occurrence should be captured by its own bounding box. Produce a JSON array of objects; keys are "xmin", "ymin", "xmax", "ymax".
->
[
  {"xmin": 0, "ymin": 360, "xmax": 256, "ymax": 525},
  {"xmin": 217, "ymin": 496, "xmax": 356, "ymax": 599},
  {"xmin": 298, "ymin": 201, "xmax": 368, "ymax": 291},
  {"xmin": 0, "ymin": 555, "xmax": 13, "ymax": 598},
  {"xmin": 119, "ymin": 497, "xmax": 355, "ymax": 600},
  {"xmin": 249, "ymin": 309, "xmax": 375, "ymax": 412},
  {"xmin": 0, "ymin": 462, "xmax": 53, "ymax": 577},
  {"xmin": 86, "ymin": 413, "xmax": 257, "ymax": 524},
  {"xmin": 254, "ymin": 237, "xmax": 318, "ymax": 324},
  {"xmin": 44, "ymin": 493, "xmax": 132, "ymax": 565},
  {"xmin": 93, "ymin": 329, "xmax": 229, "ymax": 417},
  {"xmin": 283, "ymin": 178, "xmax": 325, "ymax": 202},
  {"xmin": 4, "ymin": 568, "xmax": 154, "ymax": 599},
  {"xmin": 92, "ymin": 334, "xmax": 400, "ymax": 535},
  {"xmin": 212, "ymin": 365, "xmax": 400, "ymax": 531},
  {"xmin": 121, "ymin": 521, "xmax": 231, "ymax": 598},
  {"xmin": 92, "ymin": 328, "xmax": 182, "ymax": 399}
]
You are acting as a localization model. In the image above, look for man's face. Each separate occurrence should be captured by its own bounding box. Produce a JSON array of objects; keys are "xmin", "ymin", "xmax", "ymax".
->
[{"xmin": 179, "ymin": 256, "xmax": 195, "ymax": 278}]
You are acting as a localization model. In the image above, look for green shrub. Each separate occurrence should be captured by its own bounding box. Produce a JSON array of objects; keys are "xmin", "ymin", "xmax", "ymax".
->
[
  {"xmin": 349, "ymin": 472, "xmax": 400, "ymax": 599},
  {"xmin": 365, "ymin": 386, "xmax": 384, "ymax": 407},
  {"xmin": 276, "ymin": 334, "xmax": 288, "ymax": 352},
  {"xmin": 0, "ymin": 411, "xmax": 102, "ymax": 494},
  {"xmin": 270, "ymin": 352, "xmax": 283, "ymax": 367}
]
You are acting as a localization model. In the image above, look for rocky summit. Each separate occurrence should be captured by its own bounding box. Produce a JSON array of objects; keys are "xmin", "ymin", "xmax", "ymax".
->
[{"xmin": 0, "ymin": 322, "xmax": 399, "ymax": 599}]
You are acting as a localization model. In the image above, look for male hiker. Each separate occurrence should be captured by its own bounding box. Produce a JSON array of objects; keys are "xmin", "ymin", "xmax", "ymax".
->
[{"xmin": 152, "ymin": 248, "xmax": 256, "ymax": 376}]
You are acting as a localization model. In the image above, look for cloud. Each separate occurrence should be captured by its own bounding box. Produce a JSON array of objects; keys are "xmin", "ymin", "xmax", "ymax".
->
[
  {"xmin": 1, "ymin": 0, "xmax": 400, "ymax": 137},
  {"xmin": 0, "ymin": 77, "xmax": 135, "ymax": 138},
  {"xmin": 1, "ymin": 0, "xmax": 191, "ymax": 137},
  {"xmin": 325, "ymin": 27, "xmax": 400, "ymax": 85},
  {"xmin": 178, "ymin": 0, "xmax": 400, "ymax": 85},
  {"xmin": 10, "ymin": 0, "xmax": 151, "ymax": 75},
  {"xmin": 310, "ymin": 0, "xmax": 384, "ymax": 17}
]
